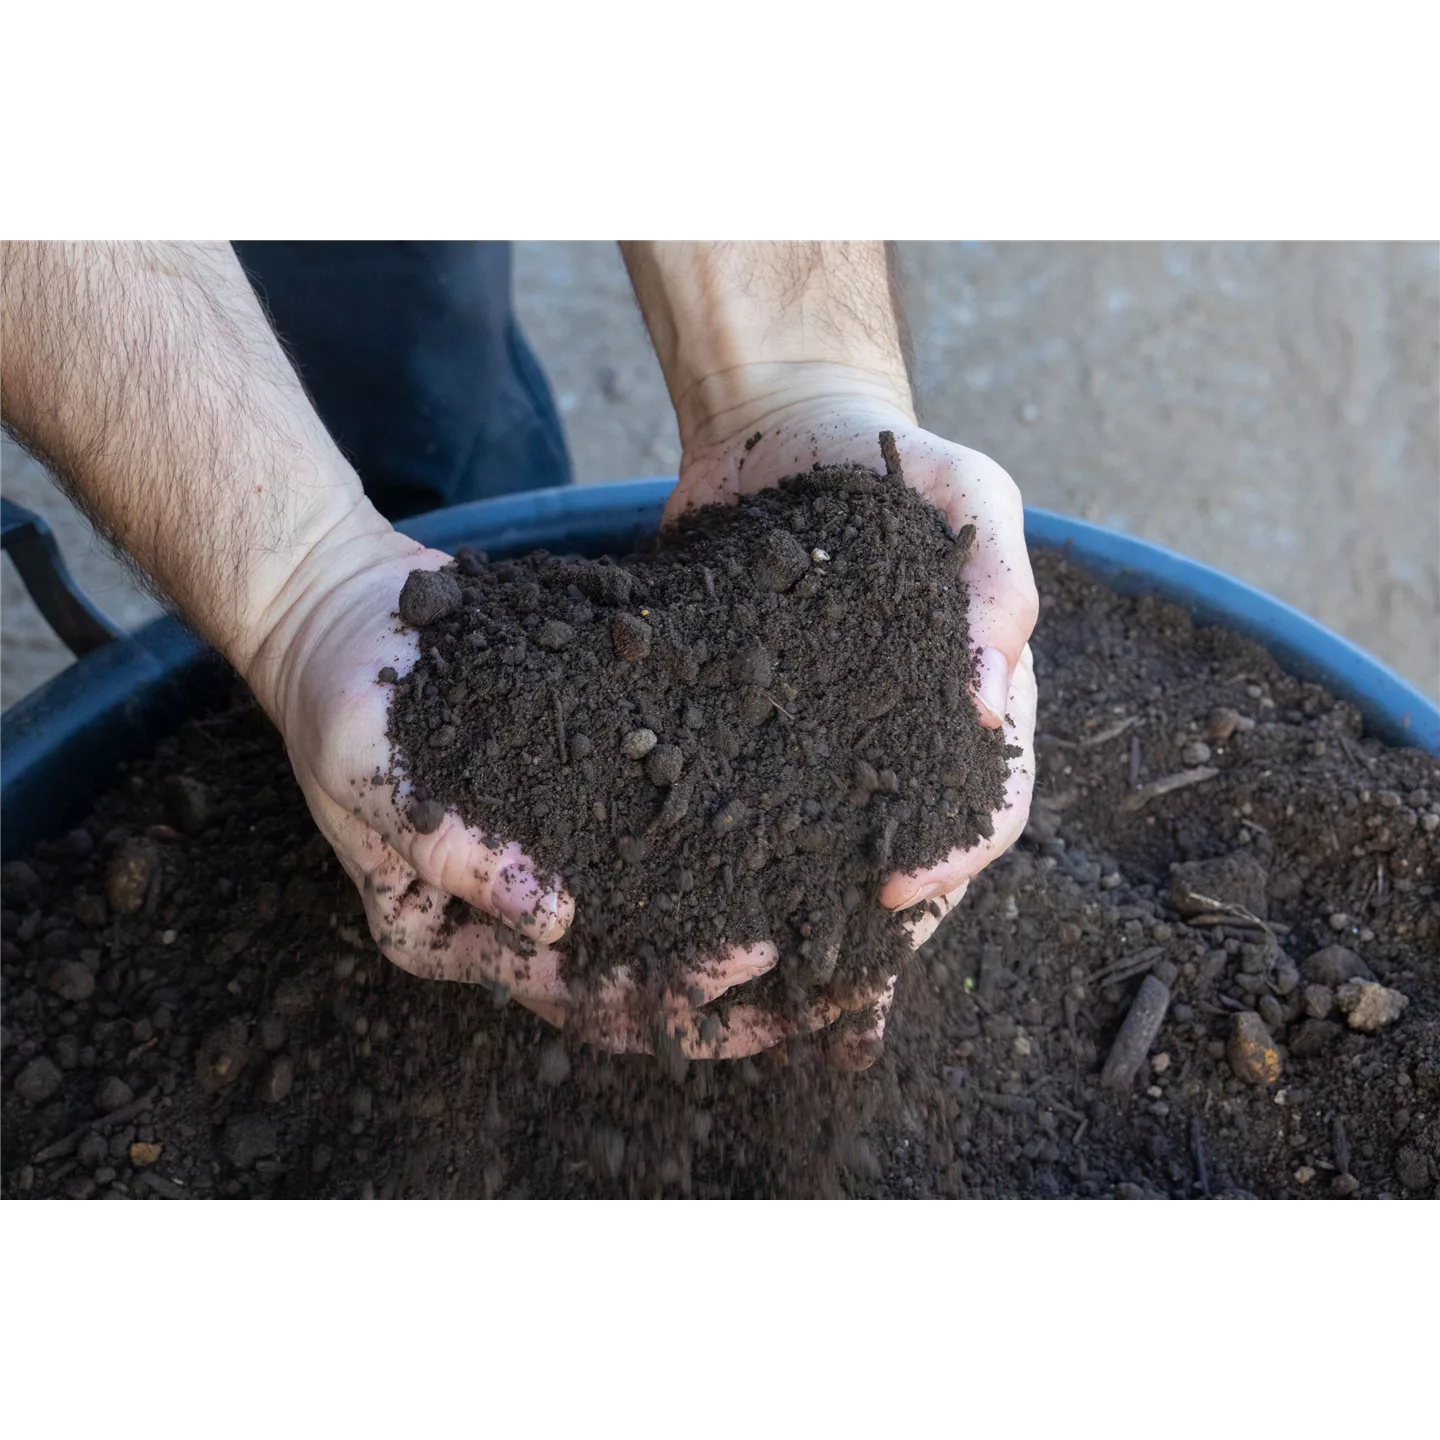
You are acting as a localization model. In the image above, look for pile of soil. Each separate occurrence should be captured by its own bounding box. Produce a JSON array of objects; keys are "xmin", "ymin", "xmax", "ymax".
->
[
  {"xmin": 3, "ymin": 555, "xmax": 1437, "ymax": 1200},
  {"xmin": 385, "ymin": 436, "xmax": 1011, "ymax": 1004}
]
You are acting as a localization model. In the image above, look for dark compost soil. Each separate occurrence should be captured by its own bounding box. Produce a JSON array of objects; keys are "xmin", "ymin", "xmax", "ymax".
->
[
  {"xmin": 386, "ymin": 446, "xmax": 1011, "ymax": 1004},
  {"xmin": 3, "ymin": 553, "xmax": 1438, "ymax": 1200}
]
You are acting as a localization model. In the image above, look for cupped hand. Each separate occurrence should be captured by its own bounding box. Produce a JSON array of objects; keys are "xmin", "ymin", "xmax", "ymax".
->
[
  {"xmin": 675, "ymin": 402, "xmax": 1040, "ymax": 1068},
  {"xmin": 251, "ymin": 516, "xmax": 834, "ymax": 1058}
]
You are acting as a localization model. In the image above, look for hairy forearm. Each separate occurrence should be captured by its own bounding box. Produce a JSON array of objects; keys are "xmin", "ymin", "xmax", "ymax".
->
[
  {"xmin": 0, "ymin": 241, "xmax": 378, "ymax": 685},
  {"xmin": 619, "ymin": 241, "xmax": 916, "ymax": 451}
]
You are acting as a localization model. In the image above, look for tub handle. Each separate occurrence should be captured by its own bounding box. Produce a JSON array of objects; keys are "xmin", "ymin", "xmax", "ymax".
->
[{"xmin": 1, "ymin": 497, "xmax": 124, "ymax": 657}]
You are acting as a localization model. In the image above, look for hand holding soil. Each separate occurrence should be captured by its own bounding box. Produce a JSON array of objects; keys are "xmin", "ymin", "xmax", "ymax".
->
[
  {"xmin": 384, "ymin": 433, "xmax": 1031, "ymax": 1071},
  {"xmin": 673, "ymin": 410, "xmax": 1039, "ymax": 1062}
]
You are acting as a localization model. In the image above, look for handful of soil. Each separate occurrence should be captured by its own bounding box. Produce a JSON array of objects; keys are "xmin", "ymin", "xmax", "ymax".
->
[{"xmin": 386, "ymin": 435, "xmax": 1013, "ymax": 1010}]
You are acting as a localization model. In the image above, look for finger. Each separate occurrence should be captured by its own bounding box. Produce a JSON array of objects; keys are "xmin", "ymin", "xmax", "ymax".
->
[
  {"xmin": 904, "ymin": 881, "xmax": 967, "ymax": 950},
  {"xmin": 567, "ymin": 941, "xmax": 779, "ymax": 1015},
  {"xmin": 827, "ymin": 975, "xmax": 897, "ymax": 1072},
  {"xmin": 355, "ymin": 846, "xmax": 573, "ymax": 1002},
  {"xmin": 922, "ymin": 446, "xmax": 1038, "ymax": 729},
  {"xmin": 824, "ymin": 976, "xmax": 893, "ymax": 1013},
  {"xmin": 360, "ymin": 788, "xmax": 574, "ymax": 946},
  {"xmin": 880, "ymin": 645, "xmax": 1037, "ymax": 909}
]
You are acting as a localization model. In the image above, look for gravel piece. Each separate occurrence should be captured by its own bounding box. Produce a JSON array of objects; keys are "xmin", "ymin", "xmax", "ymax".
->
[
  {"xmin": 398, "ymin": 569, "xmax": 460, "ymax": 627},
  {"xmin": 14, "ymin": 1056, "xmax": 63, "ymax": 1103},
  {"xmin": 95, "ymin": 1076, "xmax": 134, "ymax": 1113},
  {"xmin": 621, "ymin": 728, "xmax": 658, "ymax": 760},
  {"xmin": 48, "ymin": 959, "xmax": 96, "ymax": 1002},
  {"xmin": 106, "ymin": 838, "xmax": 160, "ymax": 915},
  {"xmin": 1301, "ymin": 945, "xmax": 1375, "ymax": 986},
  {"xmin": 610, "ymin": 614, "xmax": 652, "ymax": 662},
  {"xmin": 1227, "ymin": 1012, "xmax": 1281, "ymax": 1085},
  {"xmin": 1334, "ymin": 980, "xmax": 1409, "ymax": 1032}
]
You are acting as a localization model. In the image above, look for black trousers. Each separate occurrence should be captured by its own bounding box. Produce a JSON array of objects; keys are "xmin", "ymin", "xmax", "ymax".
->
[{"xmin": 233, "ymin": 242, "xmax": 572, "ymax": 520}]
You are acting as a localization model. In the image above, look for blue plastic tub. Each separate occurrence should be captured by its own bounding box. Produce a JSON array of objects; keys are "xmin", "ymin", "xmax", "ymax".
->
[{"xmin": 4, "ymin": 480, "xmax": 1437, "ymax": 858}]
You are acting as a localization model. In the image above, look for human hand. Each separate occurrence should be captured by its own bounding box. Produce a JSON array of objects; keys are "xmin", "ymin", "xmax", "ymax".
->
[
  {"xmin": 245, "ymin": 506, "xmax": 840, "ymax": 1057},
  {"xmin": 675, "ymin": 400, "xmax": 1039, "ymax": 1068}
]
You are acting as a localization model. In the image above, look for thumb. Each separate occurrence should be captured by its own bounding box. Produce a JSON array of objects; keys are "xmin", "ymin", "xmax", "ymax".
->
[{"xmin": 940, "ymin": 448, "xmax": 1038, "ymax": 729}]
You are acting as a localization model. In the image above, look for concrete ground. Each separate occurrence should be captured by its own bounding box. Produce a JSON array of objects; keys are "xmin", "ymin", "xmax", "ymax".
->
[{"xmin": 3, "ymin": 242, "xmax": 1437, "ymax": 712}]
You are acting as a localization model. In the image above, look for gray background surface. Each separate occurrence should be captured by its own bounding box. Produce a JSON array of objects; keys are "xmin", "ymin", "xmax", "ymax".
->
[{"xmin": 4, "ymin": 242, "xmax": 1437, "ymax": 710}]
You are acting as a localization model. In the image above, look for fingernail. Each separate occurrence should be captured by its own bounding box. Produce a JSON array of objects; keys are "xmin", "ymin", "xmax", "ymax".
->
[
  {"xmin": 888, "ymin": 877, "xmax": 944, "ymax": 911},
  {"xmin": 733, "ymin": 943, "xmax": 778, "ymax": 981},
  {"xmin": 975, "ymin": 647, "xmax": 1010, "ymax": 728}
]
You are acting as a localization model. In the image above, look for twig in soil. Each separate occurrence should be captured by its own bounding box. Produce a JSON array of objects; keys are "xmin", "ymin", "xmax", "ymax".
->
[
  {"xmin": 31, "ymin": 1085, "xmax": 161, "ymax": 1165},
  {"xmin": 1121, "ymin": 766, "xmax": 1219, "ymax": 812},
  {"xmin": 761, "ymin": 692, "xmax": 795, "ymax": 720},
  {"xmin": 1129, "ymin": 733, "xmax": 1142, "ymax": 787},
  {"xmin": 1178, "ymin": 893, "xmax": 1282, "ymax": 952},
  {"xmin": 1099, "ymin": 974, "xmax": 1171, "ymax": 1089},
  {"xmin": 879, "ymin": 429, "xmax": 903, "ymax": 480},
  {"xmin": 1080, "ymin": 715, "xmax": 1141, "ymax": 749},
  {"xmin": 1186, "ymin": 912, "xmax": 1267, "ymax": 932},
  {"xmin": 1190, "ymin": 1118, "xmax": 1211, "ymax": 1197},
  {"xmin": 702, "ymin": 567, "xmax": 716, "ymax": 600},
  {"xmin": 1091, "ymin": 946, "xmax": 1164, "ymax": 988}
]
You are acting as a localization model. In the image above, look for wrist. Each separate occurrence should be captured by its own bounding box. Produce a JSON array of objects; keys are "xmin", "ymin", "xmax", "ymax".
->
[
  {"xmin": 677, "ymin": 360, "xmax": 916, "ymax": 458},
  {"xmin": 621, "ymin": 241, "xmax": 916, "ymax": 453},
  {"xmin": 232, "ymin": 489, "xmax": 418, "ymax": 725}
]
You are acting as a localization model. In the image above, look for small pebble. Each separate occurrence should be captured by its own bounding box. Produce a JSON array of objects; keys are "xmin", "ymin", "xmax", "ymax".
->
[
  {"xmin": 1302, "ymin": 984, "xmax": 1334, "ymax": 1019},
  {"xmin": 621, "ymin": 728, "xmax": 658, "ymax": 760},
  {"xmin": 78, "ymin": 1131, "xmax": 109, "ymax": 1167},
  {"xmin": 536, "ymin": 619, "xmax": 574, "ymax": 652},
  {"xmin": 1293, "ymin": 1166, "xmax": 1315, "ymax": 1185},
  {"xmin": 1334, "ymin": 979, "xmax": 1409, "ymax": 1032},
  {"xmin": 398, "ymin": 568, "xmax": 460, "ymax": 627},
  {"xmin": 1181, "ymin": 740, "xmax": 1212, "ymax": 766},
  {"xmin": 1227, "ymin": 1011, "xmax": 1281, "ymax": 1085},
  {"xmin": 1327, "ymin": 912, "xmax": 1352, "ymax": 932},
  {"xmin": 14, "ymin": 1056, "xmax": 63, "ymax": 1103},
  {"xmin": 1257, "ymin": 994, "xmax": 1286, "ymax": 1031},
  {"xmin": 48, "ymin": 959, "xmax": 96, "ymax": 1003},
  {"xmin": 106, "ymin": 838, "xmax": 160, "ymax": 916},
  {"xmin": 1206, "ymin": 707, "xmax": 1253, "ymax": 742},
  {"xmin": 377, "ymin": 666, "xmax": 398, "ymax": 684},
  {"xmin": 129, "ymin": 1142, "xmax": 163, "ymax": 1167},
  {"xmin": 610, "ymin": 614, "xmax": 652, "ymax": 662},
  {"xmin": 410, "ymin": 798, "xmax": 446, "ymax": 834},
  {"xmin": 645, "ymin": 745, "xmax": 684, "ymax": 787},
  {"xmin": 1330, "ymin": 1172, "xmax": 1360, "ymax": 1198},
  {"xmin": 95, "ymin": 1076, "xmax": 134, "ymax": 1113}
]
